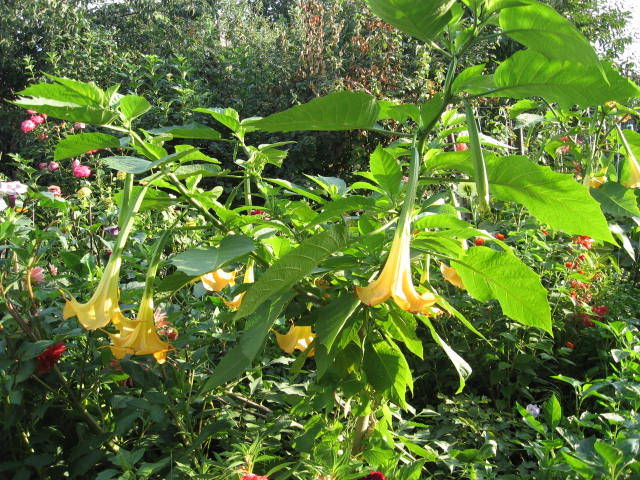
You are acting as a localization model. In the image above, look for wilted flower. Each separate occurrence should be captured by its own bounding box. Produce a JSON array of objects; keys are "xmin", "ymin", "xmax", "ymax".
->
[
  {"xmin": 0, "ymin": 181, "xmax": 28, "ymax": 196},
  {"xmin": 440, "ymin": 263, "xmax": 465, "ymax": 290},
  {"xmin": 103, "ymin": 225, "xmax": 119, "ymax": 236},
  {"xmin": 74, "ymin": 122, "xmax": 86, "ymax": 130},
  {"xmin": 116, "ymin": 171, "xmax": 127, "ymax": 180},
  {"xmin": 48, "ymin": 264, "xmax": 58, "ymax": 276},
  {"xmin": 525, "ymin": 404, "xmax": 541, "ymax": 418},
  {"xmin": 201, "ymin": 269, "xmax": 236, "ymax": 292},
  {"xmin": 275, "ymin": 325, "xmax": 315, "ymax": 357},
  {"xmin": 589, "ymin": 176, "xmax": 606, "ymax": 188},
  {"xmin": 21, "ymin": 119, "xmax": 37, "ymax": 133},
  {"xmin": 72, "ymin": 164, "xmax": 92, "ymax": 178},
  {"xmin": 38, "ymin": 162, "xmax": 48, "ymax": 170},
  {"xmin": 36, "ymin": 342, "xmax": 66, "ymax": 373}
]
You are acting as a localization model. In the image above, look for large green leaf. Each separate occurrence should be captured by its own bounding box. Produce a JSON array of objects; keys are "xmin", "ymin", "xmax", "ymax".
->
[
  {"xmin": 193, "ymin": 107, "xmax": 240, "ymax": 132},
  {"xmin": 421, "ymin": 317, "xmax": 472, "ymax": 394},
  {"xmin": 11, "ymin": 97, "xmax": 118, "ymax": 125},
  {"xmin": 54, "ymin": 133, "xmax": 121, "ymax": 161},
  {"xmin": 103, "ymin": 156, "xmax": 153, "ymax": 174},
  {"xmin": 146, "ymin": 122, "xmax": 221, "ymax": 140},
  {"xmin": 169, "ymin": 235, "xmax": 256, "ymax": 276},
  {"xmin": 590, "ymin": 182, "xmax": 640, "ymax": 218},
  {"xmin": 243, "ymin": 91, "xmax": 379, "ymax": 132},
  {"xmin": 305, "ymin": 196, "xmax": 375, "ymax": 230},
  {"xmin": 365, "ymin": 0, "xmax": 456, "ymax": 43},
  {"xmin": 118, "ymin": 95, "xmax": 151, "ymax": 121},
  {"xmin": 370, "ymin": 145, "xmax": 402, "ymax": 197},
  {"xmin": 453, "ymin": 247, "xmax": 552, "ymax": 334},
  {"xmin": 234, "ymin": 226, "xmax": 349, "ymax": 320},
  {"xmin": 198, "ymin": 293, "xmax": 293, "ymax": 394},
  {"xmin": 364, "ymin": 339, "xmax": 413, "ymax": 409},
  {"xmin": 430, "ymin": 153, "xmax": 615, "ymax": 243},
  {"xmin": 487, "ymin": 50, "xmax": 640, "ymax": 108},
  {"xmin": 499, "ymin": 1, "xmax": 600, "ymax": 67},
  {"xmin": 314, "ymin": 294, "xmax": 361, "ymax": 352}
]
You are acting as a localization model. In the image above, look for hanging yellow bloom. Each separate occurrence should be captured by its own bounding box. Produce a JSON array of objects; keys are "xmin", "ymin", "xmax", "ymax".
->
[
  {"xmin": 224, "ymin": 262, "xmax": 254, "ymax": 310},
  {"xmin": 62, "ymin": 255, "xmax": 122, "ymax": 330},
  {"xmin": 276, "ymin": 325, "xmax": 315, "ymax": 357},
  {"xmin": 200, "ymin": 268, "xmax": 236, "ymax": 292},
  {"xmin": 108, "ymin": 295, "xmax": 173, "ymax": 364},
  {"xmin": 356, "ymin": 222, "xmax": 437, "ymax": 314},
  {"xmin": 623, "ymin": 157, "xmax": 640, "ymax": 189},
  {"xmin": 588, "ymin": 176, "xmax": 607, "ymax": 189},
  {"xmin": 440, "ymin": 263, "xmax": 465, "ymax": 290}
]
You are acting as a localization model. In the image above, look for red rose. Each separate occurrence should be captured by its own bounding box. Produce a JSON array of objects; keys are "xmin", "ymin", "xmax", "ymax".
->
[{"xmin": 36, "ymin": 342, "xmax": 67, "ymax": 373}]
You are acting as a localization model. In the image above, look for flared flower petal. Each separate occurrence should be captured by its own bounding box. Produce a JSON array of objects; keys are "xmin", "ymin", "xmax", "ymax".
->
[
  {"xmin": 62, "ymin": 256, "xmax": 122, "ymax": 330},
  {"xmin": 623, "ymin": 155, "xmax": 640, "ymax": 189},
  {"xmin": 588, "ymin": 176, "xmax": 606, "ymax": 189},
  {"xmin": 440, "ymin": 263, "xmax": 465, "ymax": 290},
  {"xmin": 224, "ymin": 263, "xmax": 254, "ymax": 310},
  {"xmin": 276, "ymin": 325, "xmax": 315, "ymax": 357},
  {"xmin": 356, "ymin": 223, "xmax": 437, "ymax": 314},
  {"xmin": 201, "ymin": 268, "xmax": 236, "ymax": 292},
  {"xmin": 108, "ymin": 296, "xmax": 172, "ymax": 364}
]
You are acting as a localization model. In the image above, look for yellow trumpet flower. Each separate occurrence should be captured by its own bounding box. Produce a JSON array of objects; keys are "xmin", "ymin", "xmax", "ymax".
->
[
  {"xmin": 200, "ymin": 268, "xmax": 236, "ymax": 292},
  {"xmin": 440, "ymin": 263, "xmax": 465, "ymax": 290},
  {"xmin": 62, "ymin": 255, "xmax": 122, "ymax": 330},
  {"xmin": 275, "ymin": 325, "xmax": 315, "ymax": 357},
  {"xmin": 108, "ymin": 294, "xmax": 173, "ymax": 364},
  {"xmin": 588, "ymin": 176, "xmax": 607, "ymax": 189},
  {"xmin": 224, "ymin": 262, "xmax": 254, "ymax": 310},
  {"xmin": 623, "ymin": 157, "xmax": 640, "ymax": 189},
  {"xmin": 356, "ymin": 222, "xmax": 437, "ymax": 314}
]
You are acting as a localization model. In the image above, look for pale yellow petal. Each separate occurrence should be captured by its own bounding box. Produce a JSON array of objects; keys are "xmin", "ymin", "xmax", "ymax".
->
[
  {"xmin": 356, "ymin": 232, "xmax": 403, "ymax": 306},
  {"xmin": 440, "ymin": 263, "xmax": 465, "ymax": 290},
  {"xmin": 201, "ymin": 269, "xmax": 236, "ymax": 292},
  {"xmin": 276, "ymin": 325, "xmax": 315, "ymax": 357}
]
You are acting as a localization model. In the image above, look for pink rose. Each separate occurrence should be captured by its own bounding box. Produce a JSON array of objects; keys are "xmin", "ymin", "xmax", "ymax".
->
[
  {"xmin": 30, "ymin": 266, "xmax": 45, "ymax": 283},
  {"xmin": 70, "ymin": 159, "xmax": 81, "ymax": 168},
  {"xmin": 31, "ymin": 115, "xmax": 45, "ymax": 125},
  {"xmin": 38, "ymin": 162, "xmax": 48, "ymax": 170},
  {"xmin": 73, "ymin": 122, "xmax": 86, "ymax": 130},
  {"xmin": 47, "ymin": 185, "xmax": 62, "ymax": 197},
  {"xmin": 21, "ymin": 119, "xmax": 37, "ymax": 133},
  {"xmin": 26, "ymin": 109, "xmax": 37, "ymax": 115},
  {"xmin": 72, "ymin": 165, "xmax": 92, "ymax": 178},
  {"xmin": 48, "ymin": 161, "xmax": 60, "ymax": 171}
]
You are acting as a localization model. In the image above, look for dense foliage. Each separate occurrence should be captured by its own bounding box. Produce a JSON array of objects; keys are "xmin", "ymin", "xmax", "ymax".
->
[{"xmin": 1, "ymin": 1, "xmax": 640, "ymax": 479}]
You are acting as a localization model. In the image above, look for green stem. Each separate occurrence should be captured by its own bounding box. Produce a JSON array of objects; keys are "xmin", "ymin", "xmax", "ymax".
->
[{"xmin": 464, "ymin": 101, "xmax": 490, "ymax": 215}]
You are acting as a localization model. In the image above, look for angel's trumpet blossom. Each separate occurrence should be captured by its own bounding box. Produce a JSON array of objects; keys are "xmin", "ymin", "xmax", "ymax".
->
[
  {"xmin": 440, "ymin": 263, "xmax": 465, "ymax": 290},
  {"xmin": 62, "ymin": 255, "xmax": 122, "ymax": 330},
  {"xmin": 275, "ymin": 325, "xmax": 315, "ymax": 357},
  {"xmin": 356, "ymin": 222, "xmax": 437, "ymax": 314},
  {"xmin": 201, "ymin": 268, "xmax": 236, "ymax": 292},
  {"xmin": 109, "ymin": 294, "xmax": 173, "ymax": 364},
  {"xmin": 224, "ymin": 261, "xmax": 254, "ymax": 310}
]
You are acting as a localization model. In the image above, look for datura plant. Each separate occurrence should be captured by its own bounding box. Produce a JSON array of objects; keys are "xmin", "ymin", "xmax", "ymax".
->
[{"xmin": 10, "ymin": 0, "xmax": 640, "ymax": 458}]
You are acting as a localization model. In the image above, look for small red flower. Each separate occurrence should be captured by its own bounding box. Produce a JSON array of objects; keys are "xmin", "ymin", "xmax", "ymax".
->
[
  {"xmin": 494, "ymin": 233, "xmax": 506, "ymax": 240},
  {"xmin": 454, "ymin": 142, "xmax": 469, "ymax": 151},
  {"xmin": 560, "ymin": 136, "xmax": 570, "ymax": 142},
  {"xmin": 474, "ymin": 237, "xmax": 485, "ymax": 246},
  {"xmin": 358, "ymin": 473, "xmax": 387, "ymax": 480},
  {"xmin": 250, "ymin": 209, "xmax": 265, "ymax": 215},
  {"xmin": 540, "ymin": 229, "xmax": 549, "ymax": 235},
  {"xmin": 240, "ymin": 475, "xmax": 269, "ymax": 480},
  {"xmin": 564, "ymin": 261, "xmax": 574, "ymax": 269},
  {"xmin": 36, "ymin": 342, "xmax": 67, "ymax": 373},
  {"xmin": 565, "ymin": 341, "xmax": 575, "ymax": 349},
  {"xmin": 572, "ymin": 236, "xmax": 593, "ymax": 249},
  {"xmin": 86, "ymin": 149, "xmax": 99, "ymax": 155},
  {"xmin": 591, "ymin": 305, "xmax": 608, "ymax": 317}
]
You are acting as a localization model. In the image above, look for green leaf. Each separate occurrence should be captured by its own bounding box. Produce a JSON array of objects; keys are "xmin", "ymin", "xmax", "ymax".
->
[
  {"xmin": 243, "ymin": 91, "xmax": 379, "ymax": 132},
  {"xmin": 147, "ymin": 122, "xmax": 221, "ymax": 140},
  {"xmin": 544, "ymin": 394, "xmax": 562, "ymax": 430},
  {"xmin": 452, "ymin": 65, "xmax": 486, "ymax": 95},
  {"xmin": 516, "ymin": 403, "xmax": 547, "ymax": 434},
  {"xmin": 266, "ymin": 178, "xmax": 326, "ymax": 204},
  {"xmin": 54, "ymin": 133, "xmax": 121, "ymax": 161},
  {"xmin": 18, "ymin": 82, "xmax": 100, "ymax": 106},
  {"xmin": 193, "ymin": 107, "xmax": 240, "ymax": 132},
  {"xmin": 305, "ymin": 196, "xmax": 375, "ymax": 230},
  {"xmin": 234, "ymin": 226, "xmax": 349, "ymax": 321},
  {"xmin": 561, "ymin": 452, "xmax": 595, "ymax": 478},
  {"xmin": 114, "ymin": 186, "xmax": 177, "ymax": 212},
  {"xmin": 169, "ymin": 235, "xmax": 256, "ymax": 276},
  {"xmin": 11, "ymin": 97, "xmax": 118, "ymax": 125},
  {"xmin": 118, "ymin": 95, "xmax": 151, "ymax": 121},
  {"xmin": 313, "ymin": 294, "xmax": 361, "ymax": 352},
  {"xmin": 155, "ymin": 271, "xmax": 197, "ymax": 296},
  {"xmin": 499, "ymin": 1, "xmax": 600, "ymax": 67},
  {"xmin": 102, "ymin": 156, "xmax": 152, "ymax": 174},
  {"xmin": 421, "ymin": 317, "xmax": 471, "ymax": 393},
  {"xmin": 594, "ymin": 441, "xmax": 622, "ymax": 466},
  {"xmin": 364, "ymin": 339, "xmax": 413, "ymax": 408},
  {"xmin": 44, "ymin": 74, "xmax": 106, "ymax": 105},
  {"xmin": 488, "ymin": 51, "xmax": 640, "ymax": 109},
  {"xmin": 365, "ymin": 0, "xmax": 457, "ymax": 43},
  {"xmin": 376, "ymin": 101, "xmax": 420, "ymax": 122},
  {"xmin": 430, "ymin": 153, "xmax": 615, "ymax": 243},
  {"xmin": 454, "ymin": 247, "xmax": 552, "ymax": 333},
  {"xmin": 590, "ymin": 182, "xmax": 640, "ymax": 217},
  {"xmin": 199, "ymin": 293, "xmax": 293, "ymax": 394},
  {"xmin": 172, "ymin": 163, "xmax": 222, "ymax": 179},
  {"xmin": 370, "ymin": 145, "xmax": 402, "ymax": 197}
]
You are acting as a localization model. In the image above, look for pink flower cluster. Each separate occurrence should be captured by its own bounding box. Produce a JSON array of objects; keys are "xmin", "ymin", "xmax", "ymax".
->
[
  {"xmin": 20, "ymin": 110, "xmax": 47, "ymax": 133},
  {"xmin": 73, "ymin": 164, "xmax": 92, "ymax": 178}
]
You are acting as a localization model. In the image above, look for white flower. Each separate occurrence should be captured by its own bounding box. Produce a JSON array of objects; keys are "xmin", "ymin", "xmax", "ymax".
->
[{"xmin": 0, "ymin": 181, "xmax": 28, "ymax": 196}]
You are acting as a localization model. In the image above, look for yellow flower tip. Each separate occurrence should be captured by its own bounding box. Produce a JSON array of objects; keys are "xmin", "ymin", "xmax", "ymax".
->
[
  {"xmin": 275, "ymin": 325, "xmax": 315, "ymax": 357},
  {"xmin": 588, "ymin": 176, "xmax": 607, "ymax": 189},
  {"xmin": 224, "ymin": 293, "xmax": 245, "ymax": 310},
  {"xmin": 623, "ymin": 158, "xmax": 640, "ymax": 189},
  {"xmin": 440, "ymin": 263, "xmax": 466, "ymax": 290},
  {"xmin": 200, "ymin": 268, "xmax": 236, "ymax": 292}
]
